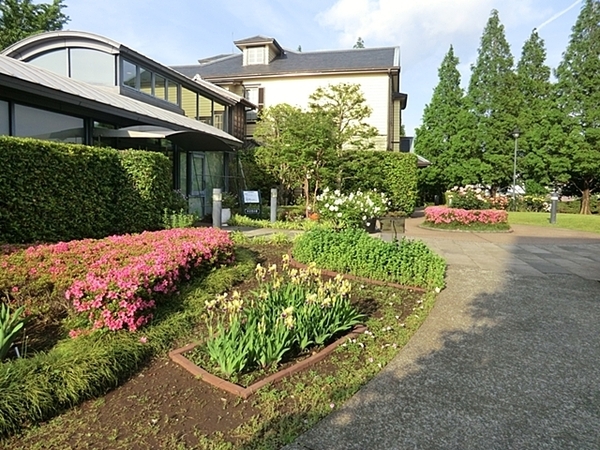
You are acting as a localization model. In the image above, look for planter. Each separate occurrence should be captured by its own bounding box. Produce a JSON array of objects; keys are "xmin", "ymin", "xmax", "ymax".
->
[
  {"xmin": 169, "ymin": 325, "xmax": 366, "ymax": 399},
  {"xmin": 221, "ymin": 208, "xmax": 231, "ymax": 225},
  {"xmin": 378, "ymin": 216, "xmax": 405, "ymax": 234},
  {"xmin": 363, "ymin": 218, "xmax": 377, "ymax": 233}
]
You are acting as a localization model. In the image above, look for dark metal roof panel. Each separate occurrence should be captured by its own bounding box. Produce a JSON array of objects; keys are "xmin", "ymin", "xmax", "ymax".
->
[{"xmin": 172, "ymin": 46, "xmax": 400, "ymax": 80}]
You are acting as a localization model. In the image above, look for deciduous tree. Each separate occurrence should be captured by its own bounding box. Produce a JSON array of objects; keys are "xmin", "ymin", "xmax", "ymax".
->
[
  {"xmin": 253, "ymin": 104, "xmax": 335, "ymax": 213},
  {"xmin": 555, "ymin": 0, "xmax": 600, "ymax": 214},
  {"xmin": 0, "ymin": 0, "xmax": 69, "ymax": 50}
]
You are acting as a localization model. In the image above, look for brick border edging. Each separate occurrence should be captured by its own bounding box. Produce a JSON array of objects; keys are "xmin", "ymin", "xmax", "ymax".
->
[
  {"xmin": 287, "ymin": 254, "xmax": 428, "ymax": 293},
  {"xmin": 169, "ymin": 325, "xmax": 367, "ymax": 399}
]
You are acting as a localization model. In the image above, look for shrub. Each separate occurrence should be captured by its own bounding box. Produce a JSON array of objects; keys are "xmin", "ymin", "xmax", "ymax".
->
[
  {"xmin": 446, "ymin": 185, "xmax": 509, "ymax": 210},
  {"xmin": 0, "ymin": 136, "xmax": 178, "ymax": 244},
  {"xmin": 314, "ymin": 188, "xmax": 389, "ymax": 229},
  {"xmin": 0, "ymin": 303, "xmax": 28, "ymax": 361},
  {"xmin": 292, "ymin": 229, "xmax": 445, "ymax": 289},
  {"xmin": 162, "ymin": 209, "xmax": 198, "ymax": 229},
  {"xmin": 0, "ymin": 248, "xmax": 256, "ymax": 437},
  {"xmin": 328, "ymin": 151, "xmax": 418, "ymax": 215},
  {"xmin": 0, "ymin": 228, "xmax": 234, "ymax": 335}
]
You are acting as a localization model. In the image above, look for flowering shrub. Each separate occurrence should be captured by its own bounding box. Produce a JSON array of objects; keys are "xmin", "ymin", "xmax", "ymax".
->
[
  {"xmin": 198, "ymin": 256, "xmax": 363, "ymax": 378},
  {"xmin": 0, "ymin": 228, "xmax": 234, "ymax": 335},
  {"xmin": 446, "ymin": 185, "xmax": 509, "ymax": 210},
  {"xmin": 315, "ymin": 188, "xmax": 389, "ymax": 229},
  {"xmin": 424, "ymin": 206, "xmax": 508, "ymax": 226}
]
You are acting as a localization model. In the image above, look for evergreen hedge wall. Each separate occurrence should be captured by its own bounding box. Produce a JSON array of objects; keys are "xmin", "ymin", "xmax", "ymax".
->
[
  {"xmin": 334, "ymin": 151, "xmax": 419, "ymax": 215},
  {"xmin": 0, "ymin": 136, "xmax": 178, "ymax": 244}
]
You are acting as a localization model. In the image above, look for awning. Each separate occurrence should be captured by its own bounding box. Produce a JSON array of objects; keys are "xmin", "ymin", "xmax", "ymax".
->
[{"xmin": 93, "ymin": 125, "xmax": 236, "ymax": 152}]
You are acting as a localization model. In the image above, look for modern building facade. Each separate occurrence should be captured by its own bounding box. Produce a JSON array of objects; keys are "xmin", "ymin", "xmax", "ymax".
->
[
  {"xmin": 173, "ymin": 35, "xmax": 409, "ymax": 152},
  {"xmin": 0, "ymin": 31, "xmax": 254, "ymax": 216}
]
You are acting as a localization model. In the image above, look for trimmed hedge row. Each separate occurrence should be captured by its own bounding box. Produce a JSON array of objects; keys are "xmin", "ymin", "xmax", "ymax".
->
[
  {"xmin": 0, "ymin": 136, "xmax": 181, "ymax": 244},
  {"xmin": 292, "ymin": 228, "xmax": 446, "ymax": 289},
  {"xmin": 333, "ymin": 151, "xmax": 419, "ymax": 215}
]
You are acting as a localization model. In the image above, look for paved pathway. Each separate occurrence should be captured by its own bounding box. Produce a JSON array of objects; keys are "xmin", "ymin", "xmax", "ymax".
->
[{"xmin": 282, "ymin": 218, "xmax": 600, "ymax": 450}]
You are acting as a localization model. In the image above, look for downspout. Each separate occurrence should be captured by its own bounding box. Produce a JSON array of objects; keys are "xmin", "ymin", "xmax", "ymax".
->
[{"xmin": 387, "ymin": 68, "xmax": 393, "ymax": 151}]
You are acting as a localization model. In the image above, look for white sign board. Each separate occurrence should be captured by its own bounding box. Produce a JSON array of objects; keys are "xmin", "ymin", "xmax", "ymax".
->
[{"xmin": 243, "ymin": 191, "xmax": 260, "ymax": 204}]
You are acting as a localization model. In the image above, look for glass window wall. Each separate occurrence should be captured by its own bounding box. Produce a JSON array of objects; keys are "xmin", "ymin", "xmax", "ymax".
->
[
  {"xmin": 28, "ymin": 49, "xmax": 68, "ymax": 77},
  {"xmin": 70, "ymin": 48, "xmax": 115, "ymax": 86},
  {"xmin": 122, "ymin": 59, "xmax": 137, "ymax": 88},
  {"xmin": 14, "ymin": 104, "xmax": 84, "ymax": 144},
  {"xmin": 0, "ymin": 100, "xmax": 9, "ymax": 136}
]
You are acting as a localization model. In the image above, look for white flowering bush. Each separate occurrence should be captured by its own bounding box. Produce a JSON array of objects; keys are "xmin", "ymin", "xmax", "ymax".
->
[{"xmin": 315, "ymin": 188, "xmax": 390, "ymax": 229}]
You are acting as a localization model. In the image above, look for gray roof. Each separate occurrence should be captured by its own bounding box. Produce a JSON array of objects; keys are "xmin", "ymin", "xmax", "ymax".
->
[
  {"xmin": 0, "ymin": 55, "xmax": 242, "ymax": 146},
  {"xmin": 172, "ymin": 46, "xmax": 400, "ymax": 81}
]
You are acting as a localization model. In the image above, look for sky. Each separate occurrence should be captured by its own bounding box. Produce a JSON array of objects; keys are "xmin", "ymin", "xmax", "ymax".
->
[{"xmin": 62, "ymin": 0, "xmax": 584, "ymax": 137}]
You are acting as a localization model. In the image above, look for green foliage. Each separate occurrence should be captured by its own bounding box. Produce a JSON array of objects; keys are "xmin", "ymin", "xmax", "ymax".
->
[
  {"xmin": 199, "ymin": 262, "xmax": 362, "ymax": 378},
  {"xmin": 330, "ymin": 151, "xmax": 418, "ymax": 215},
  {"xmin": 415, "ymin": 45, "xmax": 476, "ymax": 199},
  {"xmin": 0, "ymin": 249, "xmax": 257, "ymax": 436},
  {"xmin": 0, "ymin": 136, "xmax": 177, "ymax": 243},
  {"xmin": 293, "ymin": 229, "xmax": 446, "ymax": 289},
  {"xmin": 162, "ymin": 209, "xmax": 197, "ymax": 229},
  {"xmin": 253, "ymin": 104, "xmax": 336, "ymax": 212},
  {"xmin": 0, "ymin": 0, "xmax": 69, "ymax": 50},
  {"xmin": 0, "ymin": 302, "xmax": 28, "ymax": 361},
  {"xmin": 466, "ymin": 9, "xmax": 520, "ymax": 191},
  {"xmin": 555, "ymin": 0, "xmax": 600, "ymax": 213},
  {"xmin": 516, "ymin": 31, "xmax": 570, "ymax": 194},
  {"xmin": 308, "ymin": 83, "xmax": 378, "ymax": 153},
  {"xmin": 315, "ymin": 188, "xmax": 389, "ymax": 229}
]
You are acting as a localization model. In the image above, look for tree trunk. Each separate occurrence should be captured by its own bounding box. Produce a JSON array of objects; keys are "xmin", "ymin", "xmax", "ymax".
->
[
  {"xmin": 303, "ymin": 178, "xmax": 311, "ymax": 218},
  {"xmin": 580, "ymin": 187, "xmax": 591, "ymax": 214}
]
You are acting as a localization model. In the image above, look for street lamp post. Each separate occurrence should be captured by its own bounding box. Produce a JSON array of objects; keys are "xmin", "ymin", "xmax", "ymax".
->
[{"xmin": 512, "ymin": 127, "xmax": 520, "ymax": 210}]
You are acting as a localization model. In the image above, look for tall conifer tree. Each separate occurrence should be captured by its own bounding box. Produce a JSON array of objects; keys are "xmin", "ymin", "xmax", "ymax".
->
[
  {"xmin": 555, "ymin": 0, "xmax": 600, "ymax": 214},
  {"xmin": 516, "ymin": 30, "xmax": 570, "ymax": 194},
  {"xmin": 415, "ymin": 46, "xmax": 474, "ymax": 199},
  {"xmin": 467, "ymin": 9, "xmax": 519, "ymax": 193}
]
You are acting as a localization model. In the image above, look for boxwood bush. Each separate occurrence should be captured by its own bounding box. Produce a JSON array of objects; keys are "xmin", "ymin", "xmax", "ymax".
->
[
  {"xmin": 0, "ymin": 137, "xmax": 180, "ymax": 243},
  {"xmin": 292, "ymin": 229, "xmax": 445, "ymax": 289}
]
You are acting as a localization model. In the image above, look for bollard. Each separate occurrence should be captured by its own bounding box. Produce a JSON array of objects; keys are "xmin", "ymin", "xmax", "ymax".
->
[
  {"xmin": 550, "ymin": 191, "xmax": 558, "ymax": 224},
  {"xmin": 270, "ymin": 188, "xmax": 278, "ymax": 223},
  {"xmin": 212, "ymin": 188, "xmax": 222, "ymax": 229}
]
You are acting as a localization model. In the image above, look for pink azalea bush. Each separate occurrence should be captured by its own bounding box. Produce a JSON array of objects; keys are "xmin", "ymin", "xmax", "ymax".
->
[
  {"xmin": 0, "ymin": 228, "xmax": 234, "ymax": 335},
  {"xmin": 424, "ymin": 206, "xmax": 508, "ymax": 226}
]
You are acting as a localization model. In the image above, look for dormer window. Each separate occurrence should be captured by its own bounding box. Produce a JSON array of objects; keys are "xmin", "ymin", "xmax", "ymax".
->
[{"xmin": 246, "ymin": 46, "xmax": 265, "ymax": 65}]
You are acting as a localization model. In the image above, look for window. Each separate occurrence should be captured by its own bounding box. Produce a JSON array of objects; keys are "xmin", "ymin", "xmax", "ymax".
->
[
  {"xmin": 246, "ymin": 47, "xmax": 265, "ymax": 65},
  {"xmin": 122, "ymin": 59, "xmax": 137, "ymax": 88},
  {"xmin": 155, "ymin": 75, "xmax": 166, "ymax": 100},
  {"xmin": 0, "ymin": 100, "xmax": 9, "ymax": 135},
  {"xmin": 28, "ymin": 49, "xmax": 68, "ymax": 77},
  {"xmin": 14, "ymin": 104, "xmax": 84, "ymax": 144},
  {"xmin": 139, "ymin": 66, "xmax": 152, "ymax": 94},
  {"xmin": 70, "ymin": 48, "xmax": 115, "ymax": 86},
  {"xmin": 166, "ymin": 79, "xmax": 179, "ymax": 104}
]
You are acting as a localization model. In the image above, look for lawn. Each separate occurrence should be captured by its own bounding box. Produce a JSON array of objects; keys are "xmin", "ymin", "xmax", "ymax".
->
[{"xmin": 508, "ymin": 211, "xmax": 600, "ymax": 234}]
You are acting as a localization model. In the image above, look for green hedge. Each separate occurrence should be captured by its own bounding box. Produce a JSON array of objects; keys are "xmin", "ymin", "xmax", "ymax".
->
[
  {"xmin": 292, "ymin": 229, "xmax": 446, "ymax": 289},
  {"xmin": 330, "ymin": 151, "xmax": 419, "ymax": 215},
  {"xmin": 0, "ymin": 137, "xmax": 179, "ymax": 243}
]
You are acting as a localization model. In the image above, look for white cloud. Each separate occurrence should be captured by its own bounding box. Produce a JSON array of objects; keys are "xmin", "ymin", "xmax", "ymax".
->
[{"xmin": 317, "ymin": 0, "xmax": 543, "ymax": 65}]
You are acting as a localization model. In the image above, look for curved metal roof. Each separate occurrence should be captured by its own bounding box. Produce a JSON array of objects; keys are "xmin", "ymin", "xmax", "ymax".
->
[{"xmin": 0, "ymin": 55, "xmax": 242, "ymax": 147}]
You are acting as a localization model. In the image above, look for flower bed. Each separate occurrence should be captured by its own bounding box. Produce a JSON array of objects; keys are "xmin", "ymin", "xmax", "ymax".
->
[
  {"xmin": 1, "ymin": 228, "xmax": 234, "ymax": 337},
  {"xmin": 187, "ymin": 257, "xmax": 363, "ymax": 382},
  {"xmin": 424, "ymin": 206, "xmax": 509, "ymax": 230}
]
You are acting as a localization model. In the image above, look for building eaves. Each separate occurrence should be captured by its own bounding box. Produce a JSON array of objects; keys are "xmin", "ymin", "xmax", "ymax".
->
[{"xmin": 0, "ymin": 55, "xmax": 242, "ymax": 146}]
